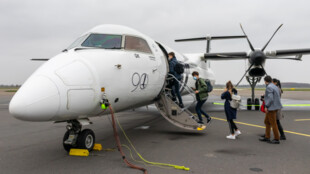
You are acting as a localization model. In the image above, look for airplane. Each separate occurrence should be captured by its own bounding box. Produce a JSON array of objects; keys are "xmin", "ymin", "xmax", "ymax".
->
[{"xmin": 9, "ymin": 24, "xmax": 310, "ymax": 152}]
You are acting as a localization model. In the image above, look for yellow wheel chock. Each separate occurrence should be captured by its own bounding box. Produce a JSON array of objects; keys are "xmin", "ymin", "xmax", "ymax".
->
[{"xmin": 69, "ymin": 149, "xmax": 89, "ymax": 157}]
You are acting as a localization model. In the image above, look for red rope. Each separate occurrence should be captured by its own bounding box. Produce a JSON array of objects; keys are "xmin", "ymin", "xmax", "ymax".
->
[{"xmin": 109, "ymin": 105, "xmax": 147, "ymax": 174}]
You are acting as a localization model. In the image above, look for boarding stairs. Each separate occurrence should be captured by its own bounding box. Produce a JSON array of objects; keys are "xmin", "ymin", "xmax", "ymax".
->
[{"xmin": 155, "ymin": 75, "xmax": 206, "ymax": 131}]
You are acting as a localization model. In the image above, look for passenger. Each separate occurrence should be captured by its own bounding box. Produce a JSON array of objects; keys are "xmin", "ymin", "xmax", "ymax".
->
[
  {"xmin": 272, "ymin": 78, "xmax": 286, "ymax": 140},
  {"xmin": 259, "ymin": 75, "xmax": 282, "ymax": 144},
  {"xmin": 221, "ymin": 81, "xmax": 241, "ymax": 140},
  {"xmin": 167, "ymin": 52, "xmax": 184, "ymax": 108},
  {"xmin": 192, "ymin": 71, "xmax": 211, "ymax": 124}
]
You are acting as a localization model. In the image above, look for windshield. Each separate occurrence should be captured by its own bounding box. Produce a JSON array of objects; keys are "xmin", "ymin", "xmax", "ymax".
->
[{"xmin": 81, "ymin": 34, "xmax": 122, "ymax": 49}]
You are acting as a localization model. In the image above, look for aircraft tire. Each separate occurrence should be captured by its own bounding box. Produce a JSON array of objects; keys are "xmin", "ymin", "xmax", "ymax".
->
[
  {"xmin": 255, "ymin": 98, "xmax": 260, "ymax": 111},
  {"xmin": 63, "ymin": 130, "xmax": 72, "ymax": 152},
  {"xmin": 77, "ymin": 129, "xmax": 95, "ymax": 151},
  {"xmin": 247, "ymin": 98, "xmax": 252, "ymax": 110}
]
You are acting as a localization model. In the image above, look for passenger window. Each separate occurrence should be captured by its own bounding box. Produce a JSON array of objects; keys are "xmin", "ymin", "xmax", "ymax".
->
[{"xmin": 125, "ymin": 36, "xmax": 152, "ymax": 54}]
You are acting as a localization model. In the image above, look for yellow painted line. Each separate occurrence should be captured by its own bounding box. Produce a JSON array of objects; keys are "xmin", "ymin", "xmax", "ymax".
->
[
  {"xmin": 294, "ymin": 119, "xmax": 310, "ymax": 122},
  {"xmin": 203, "ymin": 115, "xmax": 310, "ymax": 138},
  {"xmin": 211, "ymin": 117, "xmax": 266, "ymax": 129}
]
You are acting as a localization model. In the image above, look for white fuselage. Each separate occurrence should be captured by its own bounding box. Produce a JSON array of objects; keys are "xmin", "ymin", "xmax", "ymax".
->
[{"xmin": 9, "ymin": 24, "xmax": 215, "ymax": 122}]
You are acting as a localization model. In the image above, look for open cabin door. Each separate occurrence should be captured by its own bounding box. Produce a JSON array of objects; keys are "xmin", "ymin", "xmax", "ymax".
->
[{"xmin": 154, "ymin": 42, "xmax": 206, "ymax": 131}]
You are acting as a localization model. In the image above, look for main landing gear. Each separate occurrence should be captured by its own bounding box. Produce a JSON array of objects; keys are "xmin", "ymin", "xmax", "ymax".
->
[
  {"xmin": 246, "ymin": 76, "xmax": 261, "ymax": 111},
  {"xmin": 63, "ymin": 119, "xmax": 95, "ymax": 152}
]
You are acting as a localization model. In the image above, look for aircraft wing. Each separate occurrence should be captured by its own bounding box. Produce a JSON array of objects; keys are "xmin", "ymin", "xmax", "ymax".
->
[
  {"xmin": 265, "ymin": 48, "xmax": 310, "ymax": 60},
  {"xmin": 203, "ymin": 52, "xmax": 249, "ymax": 60}
]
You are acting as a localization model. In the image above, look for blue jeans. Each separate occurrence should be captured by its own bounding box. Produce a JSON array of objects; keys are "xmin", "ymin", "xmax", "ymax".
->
[{"xmin": 196, "ymin": 99, "xmax": 210, "ymax": 122}]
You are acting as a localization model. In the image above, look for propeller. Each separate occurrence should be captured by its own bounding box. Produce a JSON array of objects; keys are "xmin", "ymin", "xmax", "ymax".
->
[{"xmin": 235, "ymin": 24, "xmax": 283, "ymax": 86}]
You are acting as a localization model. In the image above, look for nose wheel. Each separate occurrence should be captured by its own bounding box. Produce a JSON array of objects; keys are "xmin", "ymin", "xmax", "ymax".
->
[
  {"xmin": 246, "ymin": 76, "xmax": 261, "ymax": 111},
  {"xmin": 63, "ymin": 120, "xmax": 95, "ymax": 152},
  {"xmin": 246, "ymin": 98, "xmax": 260, "ymax": 111}
]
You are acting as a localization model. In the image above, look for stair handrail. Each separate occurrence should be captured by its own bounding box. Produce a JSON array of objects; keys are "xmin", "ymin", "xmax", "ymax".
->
[{"xmin": 166, "ymin": 74, "xmax": 197, "ymax": 111}]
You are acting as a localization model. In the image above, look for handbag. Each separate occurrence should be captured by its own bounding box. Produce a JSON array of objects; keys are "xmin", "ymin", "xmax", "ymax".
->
[
  {"xmin": 230, "ymin": 94, "xmax": 241, "ymax": 109},
  {"xmin": 260, "ymin": 101, "xmax": 265, "ymax": 113}
]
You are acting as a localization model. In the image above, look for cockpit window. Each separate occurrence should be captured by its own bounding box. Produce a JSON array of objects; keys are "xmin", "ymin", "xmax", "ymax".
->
[
  {"xmin": 125, "ymin": 36, "xmax": 152, "ymax": 54},
  {"xmin": 81, "ymin": 34, "xmax": 122, "ymax": 49}
]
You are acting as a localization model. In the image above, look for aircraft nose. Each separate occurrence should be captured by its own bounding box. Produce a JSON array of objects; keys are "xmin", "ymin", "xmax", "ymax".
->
[{"xmin": 9, "ymin": 75, "xmax": 60, "ymax": 121}]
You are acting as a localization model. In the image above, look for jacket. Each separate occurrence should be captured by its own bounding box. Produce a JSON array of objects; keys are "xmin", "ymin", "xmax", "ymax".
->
[
  {"xmin": 265, "ymin": 83, "xmax": 283, "ymax": 111},
  {"xmin": 221, "ymin": 89, "xmax": 238, "ymax": 120},
  {"xmin": 168, "ymin": 57, "xmax": 182, "ymax": 80},
  {"xmin": 195, "ymin": 78, "xmax": 208, "ymax": 101}
]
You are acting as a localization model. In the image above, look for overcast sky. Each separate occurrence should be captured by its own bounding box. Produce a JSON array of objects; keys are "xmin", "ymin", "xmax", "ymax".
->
[{"xmin": 1, "ymin": 0, "xmax": 310, "ymax": 85}]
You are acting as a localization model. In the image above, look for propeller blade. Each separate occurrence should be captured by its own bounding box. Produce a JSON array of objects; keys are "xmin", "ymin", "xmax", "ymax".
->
[
  {"xmin": 261, "ymin": 24, "xmax": 283, "ymax": 51},
  {"xmin": 235, "ymin": 64, "xmax": 254, "ymax": 87},
  {"xmin": 240, "ymin": 24, "xmax": 255, "ymax": 51}
]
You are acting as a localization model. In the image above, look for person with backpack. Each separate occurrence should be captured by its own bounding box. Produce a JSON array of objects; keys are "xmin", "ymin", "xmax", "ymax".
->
[
  {"xmin": 221, "ymin": 81, "xmax": 241, "ymax": 140},
  {"xmin": 168, "ymin": 52, "xmax": 184, "ymax": 108},
  {"xmin": 191, "ymin": 71, "xmax": 211, "ymax": 124}
]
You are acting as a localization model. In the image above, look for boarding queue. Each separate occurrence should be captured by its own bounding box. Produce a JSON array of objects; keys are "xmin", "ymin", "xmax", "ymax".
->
[{"xmin": 167, "ymin": 52, "xmax": 284, "ymax": 143}]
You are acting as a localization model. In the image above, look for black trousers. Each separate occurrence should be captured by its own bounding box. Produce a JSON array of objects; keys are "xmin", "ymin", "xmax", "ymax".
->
[
  {"xmin": 228, "ymin": 119, "xmax": 238, "ymax": 134},
  {"xmin": 277, "ymin": 120, "xmax": 285, "ymax": 137}
]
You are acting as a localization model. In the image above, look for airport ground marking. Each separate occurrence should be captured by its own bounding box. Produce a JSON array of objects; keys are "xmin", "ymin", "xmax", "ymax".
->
[
  {"xmin": 294, "ymin": 119, "xmax": 310, "ymax": 122},
  {"xmin": 208, "ymin": 116, "xmax": 310, "ymax": 138}
]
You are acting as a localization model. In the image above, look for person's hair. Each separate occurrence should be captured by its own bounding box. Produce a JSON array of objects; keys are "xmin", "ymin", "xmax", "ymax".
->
[
  {"xmin": 264, "ymin": 75, "xmax": 272, "ymax": 83},
  {"xmin": 192, "ymin": 71, "xmax": 199, "ymax": 76},
  {"xmin": 226, "ymin": 81, "xmax": 234, "ymax": 90},
  {"xmin": 168, "ymin": 52, "xmax": 175, "ymax": 57},
  {"xmin": 273, "ymin": 78, "xmax": 283, "ymax": 93}
]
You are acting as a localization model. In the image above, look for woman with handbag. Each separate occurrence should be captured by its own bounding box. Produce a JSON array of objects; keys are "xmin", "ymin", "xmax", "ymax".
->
[{"xmin": 221, "ymin": 81, "xmax": 241, "ymax": 140}]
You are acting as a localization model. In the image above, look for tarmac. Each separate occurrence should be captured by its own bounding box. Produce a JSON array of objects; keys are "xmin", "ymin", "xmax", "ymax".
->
[{"xmin": 1, "ymin": 90, "xmax": 310, "ymax": 174}]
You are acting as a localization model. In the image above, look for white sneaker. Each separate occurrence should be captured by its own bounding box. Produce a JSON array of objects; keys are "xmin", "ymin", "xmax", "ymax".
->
[
  {"xmin": 226, "ymin": 134, "xmax": 236, "ymax": 140},
  {"xmin": 235, "ymin": 130, "xmax": 242, "ymax": 136}
]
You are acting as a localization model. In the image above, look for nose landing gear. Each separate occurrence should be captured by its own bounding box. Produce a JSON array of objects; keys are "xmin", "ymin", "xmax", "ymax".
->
[
  {"xmin": 63, "ymin": 119, "xmax": 95, "ymax": 152},
  {"xmin": 246, "ymin": 76, "xmax": 261, "ymax": 111}
]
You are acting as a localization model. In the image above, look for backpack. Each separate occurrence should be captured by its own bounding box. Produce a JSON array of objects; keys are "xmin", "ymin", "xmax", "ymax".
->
[
  {"xmin": 174, "ymin": 62, "xmax": 184, "ymax": 74},
  {"xmin": 204, "ymin": 79, "xmax": 213, "ymax": 93},
  {"xmin": 230, "ymin": 94, "xmax": 241, "ymax": 109}
]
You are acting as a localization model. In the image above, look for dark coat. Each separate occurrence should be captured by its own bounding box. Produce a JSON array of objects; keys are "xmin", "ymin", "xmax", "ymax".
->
[
  {"xmin": 168, "ymin": 57, "xmax": 182, "ymax": 80},
  {"xmin": 221, "ymin": 89, "xmax": 238, "ymax": 120}
]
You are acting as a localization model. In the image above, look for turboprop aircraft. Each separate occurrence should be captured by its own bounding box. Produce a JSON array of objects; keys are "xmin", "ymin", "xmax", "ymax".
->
[{"xmin": 9, "ymin": 24, "xmax": 310, "ymax": 151}]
